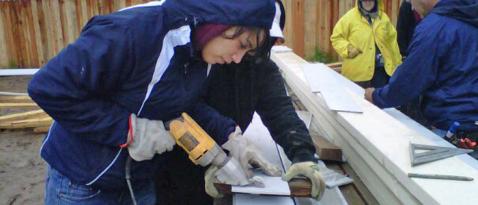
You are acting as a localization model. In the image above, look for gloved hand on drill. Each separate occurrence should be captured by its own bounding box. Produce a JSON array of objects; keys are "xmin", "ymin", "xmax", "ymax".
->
[
  {"xmin": 125, "ymin": 114, "xmax": 176, "ymax": 161},
  {"xmin": 205, "ymin": 127, "xmax": 282, "ymax": 198}
]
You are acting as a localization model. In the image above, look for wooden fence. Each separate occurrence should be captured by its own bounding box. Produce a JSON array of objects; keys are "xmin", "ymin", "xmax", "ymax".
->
[
  {"xmin": 0, "ymin": 0, "xmax": 402, "ymax": 68},
  {"xmin": 0, "ymin": 0, "xmax": 150, "ymax": 68}
]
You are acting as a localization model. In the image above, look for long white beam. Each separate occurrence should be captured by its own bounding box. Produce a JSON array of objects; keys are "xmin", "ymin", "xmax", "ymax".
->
[{"xmin": 272, "ymin": 49, "xmax": 478, "ymax": 205}]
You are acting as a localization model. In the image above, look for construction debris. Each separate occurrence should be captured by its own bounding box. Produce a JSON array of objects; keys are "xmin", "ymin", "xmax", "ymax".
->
[{"xmin": 0, "ymin": 93, "xmax": 51, "ymax": 133}]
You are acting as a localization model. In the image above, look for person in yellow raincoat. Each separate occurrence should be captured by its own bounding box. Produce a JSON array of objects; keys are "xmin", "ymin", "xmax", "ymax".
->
[{"xmin": 331, "ymin": 0, "xmax": 402, "ymax": 88}]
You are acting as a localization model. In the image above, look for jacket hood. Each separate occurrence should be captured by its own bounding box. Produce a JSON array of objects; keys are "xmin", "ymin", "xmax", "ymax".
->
[
  {"xmin": 432, "ymin": 0, "xmax": 478, "ymax": 27},
  {"xmin": 163, "ymin": 0, "xmax": 276, "ymax": 29},
  {"xmin": 355, "ymin": 0, "xmax": 384, "ymax": 11}
]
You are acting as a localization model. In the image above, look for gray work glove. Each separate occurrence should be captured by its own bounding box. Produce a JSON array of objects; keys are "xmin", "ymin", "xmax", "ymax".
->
[
  {"xmin": 222, "ymin": 127, "xmax": 282, "ymax": 178},
  {"xmin": 283, "ymin": 161, "xmax": 326, "ymax": 200},
  {"xmin": 204, "ymin": 165, "xmax": 223, "ymax": 198},
  {"xmin": 127, "ymin": 114, "xmax": 176, "ymax": 161}
]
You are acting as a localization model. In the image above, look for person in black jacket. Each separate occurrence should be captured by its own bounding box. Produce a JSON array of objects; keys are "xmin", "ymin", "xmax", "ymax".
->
[
  {"xmin": 396, "ymin": 0, "xmax": 426, "ymax": 126},
  {"xmin": 396, "ymin": 0, "xmax": 422, "ymax": 57},
  {"xmin": 155, "ymin": 57, "xmax": 319, "ymax": 204}
]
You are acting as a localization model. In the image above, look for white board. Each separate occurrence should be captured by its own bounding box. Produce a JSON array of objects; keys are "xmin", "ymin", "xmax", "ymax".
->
[
  {"xmin": 0, "ymin": 68, "xmax": 39, "ymax": 76},
  {"xmin": 302, "ymin": 63, "xmax": 363, "ymax": 113}
]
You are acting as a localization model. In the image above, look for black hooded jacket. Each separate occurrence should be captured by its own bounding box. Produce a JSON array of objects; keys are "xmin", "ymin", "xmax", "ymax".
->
[{"xmin": 204, "ymin": 60, "xmax": 316, "ymax": 163}]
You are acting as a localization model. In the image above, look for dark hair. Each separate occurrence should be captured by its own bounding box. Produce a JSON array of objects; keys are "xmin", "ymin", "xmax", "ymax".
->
[{"xmin": 222, "ymin": 26, "xmax": 272, "ymax": 64}]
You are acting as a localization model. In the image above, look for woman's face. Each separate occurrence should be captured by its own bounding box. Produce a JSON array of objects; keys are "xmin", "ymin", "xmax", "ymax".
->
[
  {"xmin": 202, "ymin": 27, "xmax": 264, "ymax": 65},
  {"xmin": 361, "ymin": 0, "xmax": 376, "ymax": 11}
]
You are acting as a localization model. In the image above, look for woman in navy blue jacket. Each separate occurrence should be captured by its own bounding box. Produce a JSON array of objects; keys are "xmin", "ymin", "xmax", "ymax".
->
[{"xmin": 28, "ymin": 1, "xmax": 279, "ymax": 204}]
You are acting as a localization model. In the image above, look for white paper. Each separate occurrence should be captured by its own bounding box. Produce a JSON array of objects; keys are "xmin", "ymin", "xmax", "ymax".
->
[
  {"xmin": 302, "ymin": 63, "xmax": 363, "ymax": 113},
  {"xmin": 232, "ymin": 114, "xmax": 290, "ymax": 195},
  {"xmin": 232, "ymin": 172, "xmax": 290, "ymax": 196}
]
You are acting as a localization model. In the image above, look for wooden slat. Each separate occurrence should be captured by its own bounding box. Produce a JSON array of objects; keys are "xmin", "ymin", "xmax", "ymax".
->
[
  {"xmin": 0, "ymin": 103, "xmax": 38, "ymax": 108},
  {"xmin": 0, "ymin": 95, "xmax": 33, "ymax": 103},
  {"xmin": 291, "ymin": 0, "xmax": 305, "ymax": 57},
  {"xmin": 0, "ymin": 110, "xmax": 47, "ymax": 123},
  {"xmin": 61, "ymin": 0, "xmax": 78, "ymax": 45},
  {"xmin": 311, "ymin": 132, "xmax": 343, "ymax": 162},
  {"xmin": 0, "ymin": 116, "xmax": 52, "ymax": 129},
  {"xmin": 0, "ymin": 2, "xmax": 8, "ymax": 67},
  {"xmin": 33, "ymin": 126, "xmax": 50, "ymax": 133},
  {"xmin": 303, "ymin": 0, "xmax": 317, "ymax": 60}
]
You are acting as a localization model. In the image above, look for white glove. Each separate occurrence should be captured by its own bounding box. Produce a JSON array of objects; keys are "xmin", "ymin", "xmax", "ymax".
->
[
  {"xmin": 282, "ymin": 161, "xmax": 326, "ymax": 200},
  {"xmin": 222, "ymin": 127, "xmax": 282, "ymax": 178},
  {"xmin": 204, "ymin": 165, "xmax": 223, "ymax": 198},
  {"xmin": 127, "ymin": 114, "xmax": 176, "ymax": 161}
]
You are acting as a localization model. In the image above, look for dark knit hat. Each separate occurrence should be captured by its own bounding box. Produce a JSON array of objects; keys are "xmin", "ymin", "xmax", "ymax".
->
[{"xmin": 193, "ymin": 23, "xmax": 230, "ymax": 51}]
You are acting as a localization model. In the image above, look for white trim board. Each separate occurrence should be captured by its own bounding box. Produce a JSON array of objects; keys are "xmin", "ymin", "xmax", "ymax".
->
[
  {"xmin": 271, "ymin": 48, "xmax": 478, "ymax": 205},
  {"xmin": 0, "ymin": 68, "xmax": 39, "ymax": 76}
]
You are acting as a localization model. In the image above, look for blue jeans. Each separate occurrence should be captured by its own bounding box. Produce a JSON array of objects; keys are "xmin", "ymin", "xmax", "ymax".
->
[{"xmin": 45, "ymin": 167, "xmax": 156, "ymax": 205}]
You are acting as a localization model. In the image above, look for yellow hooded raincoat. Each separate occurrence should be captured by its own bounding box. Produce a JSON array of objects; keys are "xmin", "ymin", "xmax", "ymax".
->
[{"xmin": 330, "ymin": 0, "xmax": 402, "ymax": 82}]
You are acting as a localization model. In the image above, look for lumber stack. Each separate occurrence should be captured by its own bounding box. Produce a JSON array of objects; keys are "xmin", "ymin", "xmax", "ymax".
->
[
  {"xmin": 272, "ymin": 49, "xmax": 478, "ymax": 205},
  {"xmin": 0, "ymin": 95, "xmax": 51, "ymax": 133}
]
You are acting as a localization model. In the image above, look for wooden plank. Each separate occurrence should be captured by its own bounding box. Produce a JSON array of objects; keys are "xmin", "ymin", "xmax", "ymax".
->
[
  {"xmin": 0, "ymin": 103, "xmax": 38, "ymax": 108},
  {"xmin": 34, "ymin": 0, "xmax": 49, "ymax": 66},
  {"xmin": 61, "ymin": 0, "xmax": 78, "ymax": 45},
  {"xmin": 215, "ymin": 178, "xmax": 313, "ymax": 198},
  {"xmin": 310, "ymin": 131, "xmax": 343, "ymax": 162},
  {"xmin": 51, "ymin": 0, "xmax": 64, "ymax": 54},
  {"xmin": 291, "ymin": 0, "xmax": 305, "ymax": 57},
  {"xmin": 303, "ymin": 0, "xmax": 317, "ymax": 59},
  {"xmin": 283, "ymin": 0, "xmax": 294, "ymax": 51},
  {"xmin": 22, "ymin": 1, "xmax": 40, "ymax": 67},
  {"xmin": 33, "ymin": 126, "xmax": 50, "ymax": 133},
  {"xmin": 0, "ymin": 110, "xmax": 47, "ymax": 123},
  {"xmin": 76, "ymin": 0, "xmax": 89, "ymax": 31},
  {"xmin": 2, "ymin": 3, "xmax": 18, "ymax": 68},
  {"xmin": 0, "ymin": 116, "xmax": 52, "ymax": 129},
  {"xmin": 113, "ymin": 0, "xmax": 127, "ymax": 11},
  {"xmin": 0, "ymin": 2, "xmax": 9, "ymax": 68},
  {"xmin": 0, "ymin": 95, "xmax": 33, "ymax": 103}
]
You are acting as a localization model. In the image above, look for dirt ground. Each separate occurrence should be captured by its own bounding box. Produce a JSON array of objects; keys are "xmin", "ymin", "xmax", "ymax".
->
[{"xmin": 0, "ymin": 76, "xmax": 46, "ymax": 205}]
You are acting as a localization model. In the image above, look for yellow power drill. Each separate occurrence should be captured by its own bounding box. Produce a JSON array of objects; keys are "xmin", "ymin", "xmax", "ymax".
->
[{"xmin": 168, "ymin": 113, "xmax": 250, "ymax": 185}]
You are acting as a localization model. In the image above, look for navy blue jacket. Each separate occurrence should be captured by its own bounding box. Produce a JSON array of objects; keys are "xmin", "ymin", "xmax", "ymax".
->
[
  {"xmin": 373, "ymin": 0, "xmax": 478, "ymax": 131},
  {"xmin": 28, "ymin": 0, "xmax": 275, "ymax": 190}
]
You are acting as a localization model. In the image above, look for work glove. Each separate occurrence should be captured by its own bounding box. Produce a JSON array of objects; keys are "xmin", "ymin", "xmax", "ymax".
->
[
  {"xmin": 347, "ymin": 44, "xmax": 362, "ymax": 58},
  {"xmin": 204, "ymin": 165, "xmax": 223, "ymax": 198},
  {"xmin": 126, "ymin": 114, "xmax": 176, "ymax": 161},
  {"xmin": 283, "ymin": 161, "xmax": 326, "ymax": 201},
  {"xmin": 204, "ymin": 127, "xmax": 282, "ymax": 198},
  {"xmin": 222, "ymin": 127, "xmax": 282, "ymax": 178}
]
